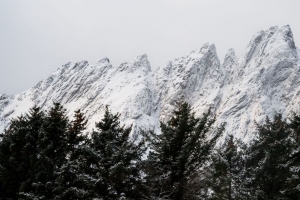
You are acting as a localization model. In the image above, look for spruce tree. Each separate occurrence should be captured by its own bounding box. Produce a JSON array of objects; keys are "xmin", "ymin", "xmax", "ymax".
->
[
  {"xmin": 144, "ymin": 101, "xmax": 223, "ymax": 200},
  {"xmin": 0, "ymin": 105, "xmax": 45, "ymax": 199},
  {"xmin": 286, "ymin": 114, "xmax": 300, "ymax": 198},
  {"xmin": 18, "ymin": 106, "xmax": 45, "ymax": 198},
  {"xmin": 29, "ymin": 103, "xmax": 69, "ymax": 199},
  {"xmin": 207, "ymin": 135, "xmax": 244, "ymax": 200},
  {"xmin": 0, "ymin": 115, "xmax": 28, "ymax": 199},
  {"xmin": 53, "ymin": 109, "xmax": 92, "ymax": 200},
  {"xmin": 244, "ymin": 114, "xmax": 297, "ymax": 199},
  {"xmin": 66, "ymin": 109, "xmax": 87, "ymax": 157},
  {"xmin": 87, "ymin": 106, "xmax": 146, "ymax": 199}
]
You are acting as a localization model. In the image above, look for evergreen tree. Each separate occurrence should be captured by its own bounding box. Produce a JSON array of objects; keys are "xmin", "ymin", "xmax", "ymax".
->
[
  {"xmin": 0, "ymin": 106, "xmax": 45, "ymax": 200},
  {"xmin": 18, "ymin": 106, "xmax": 45, "ymax": 197},
  {"xmin": 53, "ymin": 109, "xmax": 92, "ymax": 200},
  {"xmin": 0, "ymin": 115, "xmax": 28, "ymax": 199},
  {"xmin": 66, "ymin": 109, "xmax": 87, "ymax": 157},
  {"xmin": 207, "ymin": 135, "xmax": 245, "ymax": 200},
  {"xmin": 144, "ymin": 101, "xmax": 223, "ymax": 200},
  {"xmin": 87, "ymin": 106, "xmax": 146, "ymax": 199},
  {"xmin": 286, "ymin": 114, "xmax": 300, "ymax": 198},
  {"xmin": 29, "ymin": 103, "xmax": 69, "ymax": 199},
  {"xmin": 244, "ymin": 114, "xmax": 297, "ymax": 199}
]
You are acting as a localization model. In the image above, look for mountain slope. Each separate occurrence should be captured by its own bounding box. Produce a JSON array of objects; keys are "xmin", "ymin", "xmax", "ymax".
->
[
  {"xmin": 1, "ymin": 25, "xmax": 299, "ymax": 142},
  {"xmin": 217, "ymin": 25, "xmax": 300, "ymax": 141},
  {"xmin": 0, "ymin": 55, "xmax": 155, "ymax": 136}
]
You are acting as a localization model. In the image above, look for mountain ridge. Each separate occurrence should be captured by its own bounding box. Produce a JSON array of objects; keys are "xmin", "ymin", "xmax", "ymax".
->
[{"xmin": 1, "ymin": 25, "xmax": 299, "ymax": 142}]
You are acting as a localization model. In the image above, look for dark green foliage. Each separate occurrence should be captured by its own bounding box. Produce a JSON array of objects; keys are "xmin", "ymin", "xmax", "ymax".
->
[
  {"xmin": 85, "ymin": 106, "xmax": 146, "ymax": 199},
  {"xmin": 1, "ymin": 101, "xmax": 300, "ymax": 200},
  {"xmin": 290, "ymin": 114, "xmax": 300, "ymax": 141},
  {"xmin": 66, "ymin": 109, "xmax": 87, "ymax": 156},
  {"xmin": 0, "ymin": 116, "xmax": 29, "ymax": 199},
  {"xmin": 287, "ymin": 114, "xmax": 300, "ymax": 199},
  {"xmin": 244, "ymin": 114, "xmax": 299, "ymax": 199},
  {"xmin": 28, "ymin": 103, "xmax": 69, "ymax": 199},
  {"xmin": 53, "ymin": 109, "xmax": 92, "ymax": 200},
  {"xmin": 0, "ymin": 104, "xmax": 147, "ymax": 200},
  {"xmin": 144, "ymin": 101, "xmax": 224, "ymax": 200},
  {"xmin": 0, "ymin": 106, "xmax": 45, "ymax": 199},
  {"xmin": 207, "ymin": 135, "xmax": 245, "ymax": 200}
]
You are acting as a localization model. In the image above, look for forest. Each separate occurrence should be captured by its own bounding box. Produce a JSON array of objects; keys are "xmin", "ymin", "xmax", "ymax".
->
[{"xmin": 0, "ymin": 102, "xmax": 299, "ymax": 200}]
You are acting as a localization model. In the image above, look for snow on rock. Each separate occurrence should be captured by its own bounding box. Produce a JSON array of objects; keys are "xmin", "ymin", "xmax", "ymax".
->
[
  {"xmin": 217, "ymin": 25, "xmax": 300, "ymax": 142},
  {"xmin": 1, "ymin": 25, "xmax": 300, "ymax": 142},
  {"xmin": 154, "ymin": 42, "xmax": 225, "ymax": 122},
  {"xmin": 0, "ymin": 55, "xmax": 155, "ymax": 136},
  {"xmin": 223, "ymin": 48, "xmax": 238, "ymax": 84}
]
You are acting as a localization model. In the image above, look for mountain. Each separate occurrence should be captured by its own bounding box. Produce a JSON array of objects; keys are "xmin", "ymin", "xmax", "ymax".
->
[
  {"xmin": 218, "ymin": 25, "xmax": 300, "ymax": 141},
  {"xmin": 1, "ymin": 25, "xmax": 299, "ymax": 142}
]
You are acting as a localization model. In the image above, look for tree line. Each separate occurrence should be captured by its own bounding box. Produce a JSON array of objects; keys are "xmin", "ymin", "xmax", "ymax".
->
[{"xmin": 0, "ymin": 101, "xmax": 299, "ymax": 199}]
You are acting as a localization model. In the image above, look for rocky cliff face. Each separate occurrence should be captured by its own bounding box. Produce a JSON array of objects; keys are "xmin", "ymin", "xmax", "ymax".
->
[
  {"xmin": 0, "ymin": 55, "xmax": 155, "ymax": 136},
  {"xmin": 217, "ymin": 25, "xmax": 300, "ymax": 141},
  {"xmin": 154, "ymin": 43, "xmax": 225, "ymax": 122},
  {"xmin": 1, "ymin": 25, "xmax": 299, "ymax": 142}
]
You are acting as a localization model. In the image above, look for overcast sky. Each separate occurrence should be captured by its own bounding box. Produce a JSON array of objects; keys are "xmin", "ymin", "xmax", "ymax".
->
[{"xmin": 1, "ymin": 0, "xmax": 300, "ymax": 95}]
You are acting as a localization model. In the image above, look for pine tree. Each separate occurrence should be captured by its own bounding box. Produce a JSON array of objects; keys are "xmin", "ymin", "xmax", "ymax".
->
[
  {"xmin": 244, "ymin": 114, "xmax": 297, "ymax": 199},
  {"xmin": 87, "ymin": 106, "xmax": 146, "ymax": 199},
  {"xmin": 144, "ymin": 101, "xmax": 223, "ymax": 200}
]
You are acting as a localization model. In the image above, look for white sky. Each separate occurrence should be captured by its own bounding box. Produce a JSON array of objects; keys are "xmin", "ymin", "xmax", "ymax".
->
[{"xmin": 1, "ymin": 0, "xmax": 300, "ymax": 95}]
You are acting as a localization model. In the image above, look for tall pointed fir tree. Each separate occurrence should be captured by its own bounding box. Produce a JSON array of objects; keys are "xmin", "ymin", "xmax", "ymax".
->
[
  {"xmin": 18, "ymin": 106, "xmax": 45, "ymax": 198},
  {"xmin": 28, "ymin": 103, "xmax": 69, "ymax": 199},
  {"xmin": 207, "ymin": 135, "xmax": 245, "ymax": 200},
  {"xmin": 0, "ymin": 115, "xmax": 28, "ymax": 200},
  {"xmin": 287, "ymin": 113, "xmax": 300, "ymax": 198},
  {"xmin": 0, "ymin": 105, "xmax": 45, "ymax": 199},
  {"xmin": 86, "ymin": 106, "xmax": 146, "ymax": 199},
  {"xmin": 53, "ymin": 109, "xmax": 93, "ymax": 200},
  {"xmin": 143, "ymin": 101, "xmax": 224, "ymax": 200},
  {"xmin": 244, "ymin": 114, "xmax": 298, "ymax": 199}
]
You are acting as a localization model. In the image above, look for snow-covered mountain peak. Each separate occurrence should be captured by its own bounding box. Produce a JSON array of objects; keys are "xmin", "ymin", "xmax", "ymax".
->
[
  {"xmin": 96, "ymin": 57, "xmax": 110, "ymax": 65},
  {"xmin": 1, "ymin": 25, "xmax": 300, "ymax": 143},
  {"xmin": 185, "ymin": 42, "xmax": 216, "ymax": 59},
  {"xmin": 135, "ymin": 54, "xmax": 148, "ymax": 62},
  {"xmin": 242, "ymin": 25, "xmax": 296, "ymax": 67},
  {"xmin": 154, "ymin": 42, "xmax": 224, "ymax": 122},
  {"xmin": 223, "ymin": 48, "xmax": 237, "ymax": 84},
  {"xmin": 273, "ymin": 25, "xmax": 296, "ymax": 49},
  {"xmin": 223, "ymin": 49, "xmax": 236, "ymax": 69},
  {"xmin": 216, "ymin": 25, "xmax": 300, "ymax": 142},
  {"xmin": 0, "ymin": 54, "xmax": 154, "ymax": 133},
  {"xmin": 200, "ymin": 42, "xmax": 216, "ymax": 53},
  {"xmin": 116, "ymin": 54, "xmax": 151, "ymax": 75}
]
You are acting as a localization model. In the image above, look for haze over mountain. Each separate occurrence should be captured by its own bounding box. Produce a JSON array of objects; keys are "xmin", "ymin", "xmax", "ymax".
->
[{"xmin": 1, "ymin": 25, "xmax": 299, "ymax": 142}]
